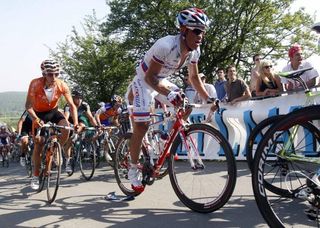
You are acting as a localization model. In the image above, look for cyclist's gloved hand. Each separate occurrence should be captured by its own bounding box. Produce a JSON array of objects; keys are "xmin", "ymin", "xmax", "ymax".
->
[{"xmin": 167, "ymin": 90, "xmax": 183, "ymax": 106}]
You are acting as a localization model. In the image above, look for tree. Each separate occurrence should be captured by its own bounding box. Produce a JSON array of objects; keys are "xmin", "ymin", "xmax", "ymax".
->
[
  {"xmin": 101, "ymin": 0, "xmax": 317, "ymax": 83},
  {"xmin": 52, "ymin": 13, "xmax": 135, "ymax": 109}
]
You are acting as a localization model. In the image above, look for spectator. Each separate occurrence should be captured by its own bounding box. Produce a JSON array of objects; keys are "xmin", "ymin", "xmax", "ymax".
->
[
  {"xmin": 282, "ymin": 44, "xmax": 319, "ymax": 91},
  {"xmin": 184, "ymin": 75, "xmax": 196, "ymax": 103},
  {"xmin": 250, "ymin": 54, "xmax": 261, "ymax": 97},
  {"xmin": 255, "ymin": 60, "xmax": 282, "ymax": 97},
  {"xmin": 214, "ymin": 68, "xmax": 227, "ymax": 100},
  {"xmin": 224, "ymin": 64, "xmax": 251, "ymax": 105},
  {"xmin": 194, "ymin": 73, "xmax": 217, "ymax": 104}
]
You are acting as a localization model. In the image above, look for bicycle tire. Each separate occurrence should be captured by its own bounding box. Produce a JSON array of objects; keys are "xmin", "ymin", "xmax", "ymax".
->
[
  {"xmin": 114, "ymin": 132, "xmax": 145, "ymax": 197},
  {"xmin": 169, "ymin": 123, "xmax": 237, "ymax": 213},
  {"xmin": 67, "ymin": 146, "xmax": 76, "ymax": 177},
  {"xmin": 47, "ymin": 141, "xmax": 62, "ymax": 204},
  {"xmin": 252, "ymin": 105, "xmax": 320, "ymax": 227},
  {"xmin": 246, "ymin": 115, "xmax": 285, "ymax": 171},
  {"xmin": 79, "ymin": 141, "xmax": 96, "ymax": 180},
  {"xmin": 38, "ymin": 144, "xmax": 49, "ymax": 193}
]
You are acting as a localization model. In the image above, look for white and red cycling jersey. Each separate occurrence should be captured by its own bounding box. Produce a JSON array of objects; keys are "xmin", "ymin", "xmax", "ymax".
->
[{"xmin": 131, "ymin": 34, "xmax": 201, "ymax": 122}]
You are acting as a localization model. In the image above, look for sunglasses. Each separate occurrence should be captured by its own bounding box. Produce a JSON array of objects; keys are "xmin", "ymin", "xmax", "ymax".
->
[
  {"xmin": 255, "ymin": 58, "xmax": 261, "ymax": 61},
  {"xmin": 187, "ymin": 27, "xmax": 206, "ymax": 36},
  {"xmin": 264, "ymin": 65, "xmax": 273, "ymax": 69},
  {"xmin": 45, "ymin": 73, "xmax": 59, "ymax": 77}
]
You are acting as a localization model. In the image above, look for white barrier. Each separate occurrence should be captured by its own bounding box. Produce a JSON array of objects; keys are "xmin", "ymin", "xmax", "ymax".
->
[{"xmin": 152, "ymin": 89, "xmax": 320, "ymax": 160}]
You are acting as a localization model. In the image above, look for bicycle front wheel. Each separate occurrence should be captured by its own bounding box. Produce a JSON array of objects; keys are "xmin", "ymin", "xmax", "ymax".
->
[
  {"xmin": 252, "ymin": 105, "xmax": 320, "ymax": 227},
  {"xmin": 79, "ymin": 141, "xmax": 96, "ymax": 180},
  {"xmin": 169, "ymin": 123, "xmax": 237, "ymax": 213},
  {"xmin": 47, "ymin": 141, "xmax": 62, "ymax": 204}
]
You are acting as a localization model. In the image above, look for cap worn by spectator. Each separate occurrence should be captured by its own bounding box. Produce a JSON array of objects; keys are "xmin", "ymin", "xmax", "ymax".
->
[
  {"xmin": 288, "ymin": 44, "xmax": 302, "ymax": 58},
  {"xmin": 199, "ymin": 73, "xmax": 206, "ymax": 80}
]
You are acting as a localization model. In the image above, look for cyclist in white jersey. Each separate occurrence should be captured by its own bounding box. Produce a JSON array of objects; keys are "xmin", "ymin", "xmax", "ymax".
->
[{"xmin": 127, "ymin": 8, "xmax": 217, "ymax": 192}]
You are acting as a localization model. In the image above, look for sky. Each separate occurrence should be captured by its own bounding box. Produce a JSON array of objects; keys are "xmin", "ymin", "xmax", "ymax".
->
[{"xmin": 0, "ymin": 0, "xmax": 319, "ymax": 93}]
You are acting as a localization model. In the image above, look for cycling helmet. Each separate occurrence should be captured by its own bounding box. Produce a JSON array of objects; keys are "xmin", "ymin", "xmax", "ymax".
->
[
  {"xmin": 41, "ymin": 59, "xmax": 60, "ymax": 74},
  {"xmin": 111, "ymin": 95, "xmax": 123, "ymax": 106},
  {"xmin": 312, "ymin": 22, "xmax": 320, "ymax": 33},
  {"xmin": 175, "ymin": 8, "xmax": 210, "ymax": 31},
  {"xmin": 71, "ymin": 89, "xmax": 83, "ymax": 98},
  {"xmin": 0, "ymin": 125, "xmax": 6, "ymax": 131}
]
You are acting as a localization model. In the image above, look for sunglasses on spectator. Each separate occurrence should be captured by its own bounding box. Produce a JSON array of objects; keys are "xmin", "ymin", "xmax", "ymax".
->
[
  {"xmin": 45, "ymin": 73, "xmax": 59, "ymax": 77},
  {"xmin": 255, "ymin": 58, "xmax": 261, "ymax": 61},
  {"xmin": 264, "ymin": 65, "xmax": 273, "ymax": 69}
]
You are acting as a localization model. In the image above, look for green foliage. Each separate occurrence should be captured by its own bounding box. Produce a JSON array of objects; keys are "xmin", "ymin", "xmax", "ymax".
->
[
  {"xmin": 103, "ymin": 0, "xmax": 316, "ymax": 83},
  {"xmin": 0, "ymin": 92, "xmax": 26, "ymax": 116},
  {"xmin": 51, "ymin": 0, "xmax": 318, "ymax": 106},
  {"xmin": 52, "ymin": 14, "xmax": 135, "ymax": 110}
]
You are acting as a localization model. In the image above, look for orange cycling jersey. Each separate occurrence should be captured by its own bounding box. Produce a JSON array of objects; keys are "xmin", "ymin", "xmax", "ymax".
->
[
  {"xmin": 27, "ymin": 77, "xmax": 70, "ymax": 112},
  {"xmin": 99, "ymin": 108, "xmax": 119, "ymax": 121}
]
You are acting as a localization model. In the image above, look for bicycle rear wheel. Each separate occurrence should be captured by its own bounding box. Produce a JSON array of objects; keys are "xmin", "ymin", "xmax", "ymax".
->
[
  {"xmin": 114, "ymin": 132, "xmax": 145, "ymax": 196},
  {"xmin": 79, "ymin": 141, "xmax": 96, "ymax": 180},
  {"xmin": 169, "ymin": 123, "xmax": 237, "ymax": 213},
  {"xmin": 47, "ymin": 141, "xmax": 62, "ymax": 204},
  {"xmin": 252, "ymin": 105, "xmax": 320, "ymax": 227}
]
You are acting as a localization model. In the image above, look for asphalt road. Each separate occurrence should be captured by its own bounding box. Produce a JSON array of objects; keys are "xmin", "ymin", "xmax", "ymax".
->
[{"xmin": 0, "ymin": 160, "xmax": 268, "ymax": 228}]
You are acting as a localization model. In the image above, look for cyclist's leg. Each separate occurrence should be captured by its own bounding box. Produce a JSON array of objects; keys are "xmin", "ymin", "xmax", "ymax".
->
[
  {"xmin": 20, "ymin": 135, "xmax": 29, "ymax": 166},
  {"xmin": 31, "ymin": 133, "xmax": 44, "ymax": 190},
  {"xmin": 129, "ymin": 77, "xmax": 153, "ymax": 191}
]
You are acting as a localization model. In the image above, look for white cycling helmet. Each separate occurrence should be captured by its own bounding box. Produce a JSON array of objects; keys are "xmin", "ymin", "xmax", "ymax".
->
[
  {"xmin": 41, "ymin": 59, "xmax": 60, "ymax": 74},
  {"xmin": 175, "ymin": 8, "xmax": 210, "ymax": 31}
]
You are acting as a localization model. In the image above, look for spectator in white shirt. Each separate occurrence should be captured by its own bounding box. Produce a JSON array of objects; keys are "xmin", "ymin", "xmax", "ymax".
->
[
  {"xmin": 282, "ymin": 44, "xmax": 319, "ymax": 91},
  {"xmin": 194, "ymin": 73, "xmax": 217, "ymax": 104}
]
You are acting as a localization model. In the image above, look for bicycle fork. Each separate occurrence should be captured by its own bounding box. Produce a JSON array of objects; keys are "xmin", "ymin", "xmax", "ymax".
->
[{"xmin": 180, "ymin": 131, "xmax": 205, "ymax": 170}]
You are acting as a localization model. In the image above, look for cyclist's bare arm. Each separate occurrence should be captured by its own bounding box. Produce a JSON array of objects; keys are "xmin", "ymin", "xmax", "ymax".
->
[
  {"xmin": 85, "ymin": 108, "xmax": 98, "ymax": 127},
  {"xmin": 144, "ymin": 59, "xmax": 171, "ymax": 96},
  {"xmin": 25, "ymin": 94, "xmax": 40, "ymax": 122},
  {"xmin": 64, "ymin": 92, "xmax": 79, "ymax": 126},
  {"xmin": 188, "ymin": 63, "xmax": 209, "ymax": 100},
  {"xmin": 94, "ymin": 111, "xmax": 102, "ymax": 126},
  {"xmin": 17, "ymin": 118, "xmax": 24, "ymax": 135}
]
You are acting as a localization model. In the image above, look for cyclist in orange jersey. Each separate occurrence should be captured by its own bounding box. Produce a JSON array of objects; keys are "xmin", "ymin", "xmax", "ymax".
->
[{"xmin": 25, "ymin": 59, "xmax": 79, "ymax": 190}]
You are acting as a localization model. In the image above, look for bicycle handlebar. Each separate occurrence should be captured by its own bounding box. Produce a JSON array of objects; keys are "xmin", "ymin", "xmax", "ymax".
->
[
  {"xmin": 36, "ymin": 122, "xmax": 74, "ymax": 137},
  {"xmin": 278, "ymin": 67, "xmax": 313, "ymax": 79}
]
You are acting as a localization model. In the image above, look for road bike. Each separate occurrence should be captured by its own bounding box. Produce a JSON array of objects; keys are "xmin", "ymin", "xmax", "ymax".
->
[
  {"xmin": 95, "ymin": 126, "xmax": 119, "ymax": 168},
  {"xmin": 36, "ymin": 122, "xmax": 73, "ymax": 204},
  {"xmin": 114, "ymin": 99, "xmax": 237, "ymax": 213},
  {"xmin": 251, "ymin": 67, "xmax": 320, "ymax": 227}
]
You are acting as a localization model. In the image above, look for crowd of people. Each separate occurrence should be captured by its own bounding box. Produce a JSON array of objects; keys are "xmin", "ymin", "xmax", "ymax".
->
[
  {"xmin": 1, "ymin": 7, "xmax": 319, "ymax": 197},
  {"xmin": 185, "ymin": 44, "xmax": 319, "ymax": 105}
]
